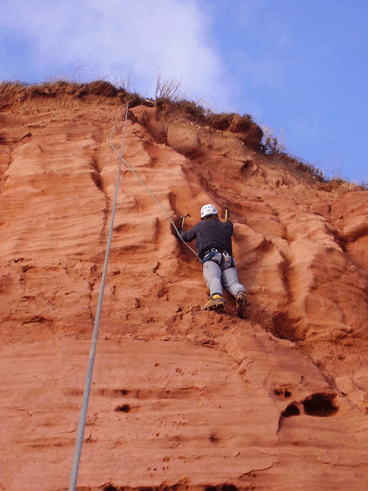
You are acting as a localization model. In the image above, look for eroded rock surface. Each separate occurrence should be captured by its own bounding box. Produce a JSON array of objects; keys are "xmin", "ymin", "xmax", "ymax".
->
[{"xmin": 0, "ymin": 84, "xmax": 368, "ymax": 491}]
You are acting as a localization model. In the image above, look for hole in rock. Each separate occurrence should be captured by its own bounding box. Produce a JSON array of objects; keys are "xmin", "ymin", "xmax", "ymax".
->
[
  {"xmin": 281, "ymin": 404, "xmax": 300, "ymax": 418},
  {"xmin": 273, "ymin": 387, "xmax": 292, "ymax": 398},
  {"xmin": 104, "ymin": 486, "xmax": 119, "ymax": 491},
  {"xmin": 209, "ymin": 433, "xmax": 219, "ymax": 443},
  {"xmin": 23, "ymin": 315, "xmax": 48, "ymax": 324},
  {"xmin": 303, "ymin": 393, "xmax": 338, "ymax": 417},
  {"xmin": 115, "ymin": 404, "xmax": 131, "ymax": 413},
  {"xmin": 221, "ymin": 485, "xmax": 238, "ymax": 491},
  {"xmin": 271, "ymin": 313, "xmax": 301, "ymax": 341}
]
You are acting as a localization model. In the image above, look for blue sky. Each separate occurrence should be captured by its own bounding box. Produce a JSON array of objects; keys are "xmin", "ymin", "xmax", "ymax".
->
[{"xmin": 1, "ymin": 0, "xmax": 367, "ymax": 184}]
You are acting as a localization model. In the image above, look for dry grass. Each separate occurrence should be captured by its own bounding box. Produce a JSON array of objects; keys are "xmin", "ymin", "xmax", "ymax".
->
[{"xmin": 154, "ymin": 75, "xmax": 183, "ymax": 102}]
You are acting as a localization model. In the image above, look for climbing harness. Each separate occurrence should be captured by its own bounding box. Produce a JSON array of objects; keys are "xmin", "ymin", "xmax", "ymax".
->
[
  {"xmin": 201, "ymin": 248, "xmax": 218, "ymax": 265},
  {"xmin": 201, "ymin": 248, "xmax": 235, "ymax": 269},
  {"xmin": 109, "ymin": 105, "xmax": 199, "ymax": 260},
  {"xmin": 68, "ymin": 105, "xmax": 130, "ymax": 491}
]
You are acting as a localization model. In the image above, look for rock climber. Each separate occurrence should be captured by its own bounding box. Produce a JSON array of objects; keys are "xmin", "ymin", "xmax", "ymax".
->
[{"xmin": 177, "ymin": 203, "xmax": 247, "ymax": 318}]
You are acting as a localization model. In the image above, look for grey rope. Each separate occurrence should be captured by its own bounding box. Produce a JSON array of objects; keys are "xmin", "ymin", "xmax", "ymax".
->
[
  {"xmin": 109, "ymin": 106, "xmax": 199, "ymax": 260},
  {"xmin": 68, "ymin": 104, "xmax": 130, "ymax": 491}
]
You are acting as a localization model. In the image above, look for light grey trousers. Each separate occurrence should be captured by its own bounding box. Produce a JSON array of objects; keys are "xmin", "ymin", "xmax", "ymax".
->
[{"xmin": 202, "ymin": 252, "xmax": 246, "ymax": 298}]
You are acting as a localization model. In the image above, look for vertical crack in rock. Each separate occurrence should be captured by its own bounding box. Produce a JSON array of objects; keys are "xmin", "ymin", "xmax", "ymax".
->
[
  {"xmin": 0, "ymin": 141, "xmax": 12, "ymax": 191},
  {"xmin": 270, "ymin": 247, "xmax": 303, "ymax": 342},
  {"xmin": 90, "ymin": 150, "xmax": 109, "ymax": 242},
  {"xmin": 278, "ymin": 249, "xmax": 293, "ymax": 305},
  {"xmin": 87, "ymin": 262, "xmax": 100, "ymax": 324},
  {"xmin": 153, "ymin": 216, "xmax": 162, "ymax": 249}
]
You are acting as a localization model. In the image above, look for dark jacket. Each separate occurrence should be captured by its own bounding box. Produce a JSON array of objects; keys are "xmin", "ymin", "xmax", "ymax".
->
[{"xmin": 179, "ymin": 217, "xmax": 233, "ymax": 259}]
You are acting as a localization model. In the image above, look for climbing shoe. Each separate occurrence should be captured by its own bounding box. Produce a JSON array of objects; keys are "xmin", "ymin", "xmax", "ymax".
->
[
  {"xmin": 201, "ymin": 294, "xmax": 225, "ymax": 311},
  {"xmin": 236, "ymin": 291, "xmax": 247, "ymax": 319}
]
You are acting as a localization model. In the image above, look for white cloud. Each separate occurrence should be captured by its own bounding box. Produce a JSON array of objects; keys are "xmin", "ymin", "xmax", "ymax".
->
[{"xmin": 0, "ymin": 0, "xmax": 231, "ymax": 108}]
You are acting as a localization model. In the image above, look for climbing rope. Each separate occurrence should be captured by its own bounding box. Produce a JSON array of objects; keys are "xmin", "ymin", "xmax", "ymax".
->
[
  {"xmin": 109, "ymin": 105, "xmax": 199, "ymax": 260},
  {"xmin": 68, "ymin": 104, "xmax": 130, "ymax": 491},
  {"xmin": 69, "ymin": 103, "xmax": 199, "ymax": 490}
]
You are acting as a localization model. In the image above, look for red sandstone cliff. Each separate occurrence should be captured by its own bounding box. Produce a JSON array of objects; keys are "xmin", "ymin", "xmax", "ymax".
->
[{"xmin": 1, "ymin": 82, "xmax": 368, "ymax": 491}]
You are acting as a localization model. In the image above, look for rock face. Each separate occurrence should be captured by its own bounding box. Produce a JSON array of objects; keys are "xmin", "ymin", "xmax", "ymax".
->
[{"xmin": 1, "ymin": 83, "xmax": 368, "ymax": 491}]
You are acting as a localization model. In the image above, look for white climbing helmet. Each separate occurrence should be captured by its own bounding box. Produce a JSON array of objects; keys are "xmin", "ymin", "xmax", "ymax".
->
[{"xmin": 201, "ymin": 203, "xmax": 218, "ymax": 219}]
